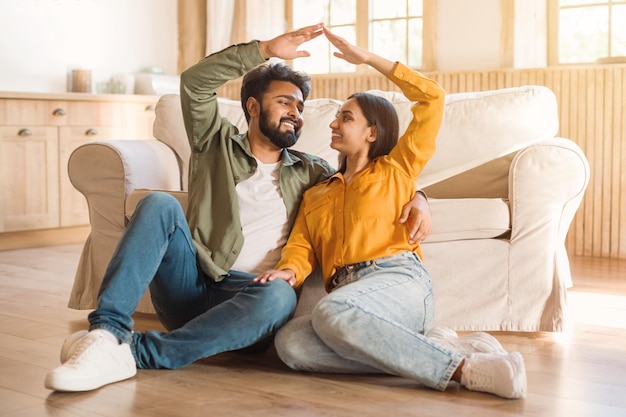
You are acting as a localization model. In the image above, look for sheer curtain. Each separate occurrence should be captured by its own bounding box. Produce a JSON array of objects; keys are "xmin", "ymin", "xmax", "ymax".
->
[
  {"xmin": 205, "ymin": 0, "xmax": 236, "ymax": 54},
  {"xmin": 177, "ymin": 0, "xmax": 286, "ymax": 73},
  {"xmin": 242, "ymin": 0, "xmax": 286, "ymax": 45},
  {"xmin": 177, "ymin": 0, "xmax": 206, "ymax": 73}
]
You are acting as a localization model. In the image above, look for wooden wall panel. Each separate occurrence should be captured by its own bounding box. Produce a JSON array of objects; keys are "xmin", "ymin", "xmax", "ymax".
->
[{"xmin": 218, "ymin": 64, "xmax": 626, "ymax": 259}]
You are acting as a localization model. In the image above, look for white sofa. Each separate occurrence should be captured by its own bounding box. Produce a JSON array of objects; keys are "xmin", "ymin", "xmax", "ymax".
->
[{"xmin": 67, "ymin": 85, "xmax": 589, "ymax": 332}]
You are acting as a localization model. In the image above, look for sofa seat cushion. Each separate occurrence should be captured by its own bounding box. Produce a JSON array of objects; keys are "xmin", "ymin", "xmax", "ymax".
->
[
  {"xmin": 426, "ymin": 198, "xmax": 510, "ymax": 243},
  {"xmin": 125, "ymin": 190, "xmax": 509, "ymax": 244}
]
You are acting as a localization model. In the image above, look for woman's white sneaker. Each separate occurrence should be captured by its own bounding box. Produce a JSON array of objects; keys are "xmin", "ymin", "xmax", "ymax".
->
[
  {"xmin": 427, "ymin": 326, "xmax": 507, "ymax": 355},
  {"xmin": 460, "ymin": 352, "xmax": 527, "ymax": 399},
  {"xmin": 44, "ymin": 329, "xmax": 136, "ymax": 392}
]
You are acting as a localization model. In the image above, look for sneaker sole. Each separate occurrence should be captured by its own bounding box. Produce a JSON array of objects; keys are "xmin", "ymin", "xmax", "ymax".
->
[{"xmin": 44, "ymin": 366, "xmax": 137, "ymax": 392}]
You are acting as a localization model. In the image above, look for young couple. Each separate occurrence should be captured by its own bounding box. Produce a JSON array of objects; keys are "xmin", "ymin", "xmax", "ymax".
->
[{"xmin": 45, "ymin": 23, "xmax": 526, "ymax": 399}]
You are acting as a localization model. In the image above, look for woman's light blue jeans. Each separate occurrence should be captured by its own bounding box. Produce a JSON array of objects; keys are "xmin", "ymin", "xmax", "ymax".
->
[
  {"xmin": 274, "ymin": 252, "xmax": 464, "ymax": 391},
  {"xmin": 87, "ymin": 192, "xmax": 297, "ymax": 369}
]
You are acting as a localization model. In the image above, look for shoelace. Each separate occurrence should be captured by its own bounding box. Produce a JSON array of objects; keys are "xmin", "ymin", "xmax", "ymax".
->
[{"xmin": 67, "ymin": 334, "xmax": 101, "ymax": 365}]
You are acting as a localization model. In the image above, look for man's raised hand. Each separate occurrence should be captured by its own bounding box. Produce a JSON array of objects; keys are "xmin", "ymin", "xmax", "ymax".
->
[{"xmin": 258, "ymin": 23, "xmax": 324, "ymax": 61}]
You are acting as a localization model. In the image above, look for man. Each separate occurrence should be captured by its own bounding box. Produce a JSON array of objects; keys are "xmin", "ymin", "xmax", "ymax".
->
[{"xmin": 44, "ymin": 23, "xmax": 431, "ymax": 392}]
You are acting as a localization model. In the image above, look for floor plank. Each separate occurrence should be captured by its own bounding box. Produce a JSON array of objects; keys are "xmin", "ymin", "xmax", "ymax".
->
[{"xmin": 1, "ymin": 244, "xmax": 625, "ymax": 416}]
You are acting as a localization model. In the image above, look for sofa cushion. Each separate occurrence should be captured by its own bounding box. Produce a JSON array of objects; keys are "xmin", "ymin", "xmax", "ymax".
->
[
  {"xmin": 364, "ymin": 86, "xmax": 559, "ymax": 188},
  {"xmin": 425, "ymin": 198, "xmax": 510, "ymax": 242},
  {"xmin": 153, "ymin": 95, "xmax": 249, "ymax": 191},
  {"xmin": 152, "ymin": 85, "xmax": 559, "ymax": 193},
  {"xmin": 153, "ymin": 95, "xmax": 343, "ymax": 183},
  {"xmin": 430, "ymin": 86, "xmax": 559, "ymax": 188},
  {"xmin": 125, "ymin": 190, "xmax": 510, "ymax": 244},
  {"xmin": 422, "ymin": 153, "xmax": 515, "ymax": 199},
  {"xmin": 153, "ymin": 94, "xmax": 190, "ymax": 190}
]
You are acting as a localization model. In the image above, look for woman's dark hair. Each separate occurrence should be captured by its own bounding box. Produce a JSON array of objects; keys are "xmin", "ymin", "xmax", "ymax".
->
[
  {"xmin": 337, "ymin": 92, "xmax": 400, "ymax": 172},
  {"xmin": 240, "ymin": 63, "xmax": 311, "ymax": 122}
]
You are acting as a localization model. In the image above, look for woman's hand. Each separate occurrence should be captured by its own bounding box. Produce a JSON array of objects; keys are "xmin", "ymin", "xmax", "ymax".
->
[
  {"xmin": 323, "ymin": 25, "xmax": 370, "ymax": 65},
  {"xmin": 253, "ymin": 269, "xmax": 297, "ymax": 287},
  {"xmin": 399, "ymin": 192, "xmax": 432, "ymax": 244},
  {"xmin": 323, "ymin": 25, "xmax": 394, "ymax": 75}
]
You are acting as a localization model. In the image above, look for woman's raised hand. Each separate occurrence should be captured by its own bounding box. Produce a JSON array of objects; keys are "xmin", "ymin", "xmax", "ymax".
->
[
  {"xmin": 323, "ymin": 26, "xmax": 371, "ymax": 65},
  {"xmin": 323, "ymin": 25, "xmax": 394, "ymax": 75}
]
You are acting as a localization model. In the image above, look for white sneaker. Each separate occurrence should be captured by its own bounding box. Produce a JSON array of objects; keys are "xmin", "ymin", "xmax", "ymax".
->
[
  {"xmin": 427, "ymin": 326, "xmax": 507, "ymax": 355},
  {"xmin": 44, "ymin": 329, "xmax": 136, "ymax": 392},
  {"xmin": 460, "ymin": 352, "xmax": 527, "ymax": 399},
  {"xmin": 59, "ymin": 330, "xmax": 88, "ymax": 363}
]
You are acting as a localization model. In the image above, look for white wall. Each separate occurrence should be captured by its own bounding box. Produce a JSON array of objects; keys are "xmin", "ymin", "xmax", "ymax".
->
[
  {"xmin": 436, "ymin": 0, "xmax": 503, "ymax": 71},
  {"xmin": 0, "ymin": 0, "xmax": 548, "ymax": 94},
  {"xmin": 0, "ymin": 0, "xmax": 177, "ymax": 93},
  {"xmin": 435, "ymin": 0, "xmax": 547, "ymax": 71}
]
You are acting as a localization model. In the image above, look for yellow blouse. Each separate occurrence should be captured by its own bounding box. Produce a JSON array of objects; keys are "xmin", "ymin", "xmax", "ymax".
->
[{"xmin": 276, "ymin": 62, "xmax": 445, "ymax": 291}]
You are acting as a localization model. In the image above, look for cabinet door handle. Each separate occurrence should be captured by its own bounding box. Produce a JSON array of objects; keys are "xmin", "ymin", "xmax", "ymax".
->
[
  {"xmin": 145, "ymin": 105, "xmax": 155, "ymax": 111},
  {"xmin": 52, "ymin": 108, "xmax": 66, "ymax": 116},
  {"xmin": 18, "ymin": 128, "xmax": 32, "ymax": 136},
  {"xmin": 85, "ymin": 128, "xmax": 98, "ymax": 136}
]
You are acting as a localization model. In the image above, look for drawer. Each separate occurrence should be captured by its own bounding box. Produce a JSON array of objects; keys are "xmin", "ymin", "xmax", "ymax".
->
[
  {"xmin": 66, "ymin": 101, "xmax": 122, "ymax": 126},
  {"xmin": 0, "ymin": 99, "xmax": 123, "ymax": 127},
  {"xmin": 0, "ymin": 99, "xmax": 69, "ymax": 126},
  {"xmin": 121, "ymin": 101, "xmax": 157, "ymax": 139}
]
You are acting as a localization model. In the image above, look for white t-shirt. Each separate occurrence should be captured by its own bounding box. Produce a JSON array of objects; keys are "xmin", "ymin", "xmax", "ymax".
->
[{"xmin": 230, "ymin": 158, "xmax": 289, "ymax": 275}]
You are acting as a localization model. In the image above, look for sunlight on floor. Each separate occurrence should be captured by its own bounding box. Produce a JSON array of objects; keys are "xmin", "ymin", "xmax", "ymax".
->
[
  {"xmin": 567, "ymin": 291, "xmax": 626, "ymax": 330},
  {"xmin": 550, "ymin": 290, "xmax": 626, "ymax": 346}
]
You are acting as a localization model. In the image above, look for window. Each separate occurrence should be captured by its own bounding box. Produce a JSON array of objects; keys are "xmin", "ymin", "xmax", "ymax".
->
[
  {"xmin": 549, "ymin": 0, "xmax": 626, "ymax": 64},
  {"xmin": 289, "ymin": 0, "xmax": 425, "ymax": 73}
]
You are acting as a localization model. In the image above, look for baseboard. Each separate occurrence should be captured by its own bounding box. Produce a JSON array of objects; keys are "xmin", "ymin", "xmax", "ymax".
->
[{"xmin": 0, "ymin": 226, "xmax": 90, "ymax": 251}]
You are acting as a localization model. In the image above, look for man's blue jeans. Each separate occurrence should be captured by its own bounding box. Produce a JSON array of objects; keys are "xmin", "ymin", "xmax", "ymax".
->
[
  {"xmin": 87, "ymin": 192, "xmax": 297, "ymax": 369},
  {"xmin": 274, "ymin": 252, "xmax": 464, "ymax": 391}
]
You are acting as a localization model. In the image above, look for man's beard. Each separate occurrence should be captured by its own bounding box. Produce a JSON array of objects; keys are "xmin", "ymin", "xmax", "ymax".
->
[{"xmin": 259, "ymin": 107, "xmax": 300, "ymax": 149}]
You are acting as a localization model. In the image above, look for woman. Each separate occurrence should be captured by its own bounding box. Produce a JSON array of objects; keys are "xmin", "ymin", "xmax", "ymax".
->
[{"xmin": 255, "ymin": 26, "xmax": 527, "ymax": 399}]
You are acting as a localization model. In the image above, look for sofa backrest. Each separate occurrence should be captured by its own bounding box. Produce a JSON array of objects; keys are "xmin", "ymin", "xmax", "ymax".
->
[
  {"xmin": 153, "ymin": 85, "xmax": 559, "ymax": 192},
  {"xmin": 425, "ymin": 86, "xmax": 559, "ymax": 188},
  {"xmin": 152, "ymin": 94, "xmax": 343, "ymax": 191}
]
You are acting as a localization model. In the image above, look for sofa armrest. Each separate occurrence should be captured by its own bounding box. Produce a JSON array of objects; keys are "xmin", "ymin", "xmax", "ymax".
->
[
  {"xmin": 507, "ymin": 137, "xmax": 589, "ymax": 328},
  {"xmin": 508, "ymin": 137, "xmax": 589, "ymax": 245},
  {"xmin": 68, "ymin": 140, "xmax": 181, "ymax": 229},
  {"xmin": 66, "ymin": 140, "xmax": 181, "ymax": 311}
]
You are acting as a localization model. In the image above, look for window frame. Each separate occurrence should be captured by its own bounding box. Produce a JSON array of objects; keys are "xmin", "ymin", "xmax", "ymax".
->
[
  {"xmin": 285, "ymin": 0, "xmax": 436, "ymax": 73},
  {"xmin": 547, "ymin": 0, "xmax": 626, "ymax": 65}
]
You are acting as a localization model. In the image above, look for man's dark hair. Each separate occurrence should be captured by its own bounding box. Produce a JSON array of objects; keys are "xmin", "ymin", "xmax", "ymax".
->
[{"xmin": 240, "ymin": 63, "xmax": 311, "ymax": 122}]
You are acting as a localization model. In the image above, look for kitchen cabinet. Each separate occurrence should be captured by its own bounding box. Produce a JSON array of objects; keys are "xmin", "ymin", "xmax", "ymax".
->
[{"xmin": 0, "ymin": 92, "xmax": 159, "ymax": 233}]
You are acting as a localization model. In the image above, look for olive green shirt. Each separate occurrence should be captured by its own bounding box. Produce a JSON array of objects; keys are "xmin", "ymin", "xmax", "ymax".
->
[{"xmin": 180, "ymin": 41, "xmax": 334, "ymax": 281}]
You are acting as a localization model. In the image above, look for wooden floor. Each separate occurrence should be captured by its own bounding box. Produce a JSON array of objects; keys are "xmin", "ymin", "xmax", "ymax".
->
[{"xmin": 1, "ymin": 244, "xmax": 625, "ymax": 417}]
